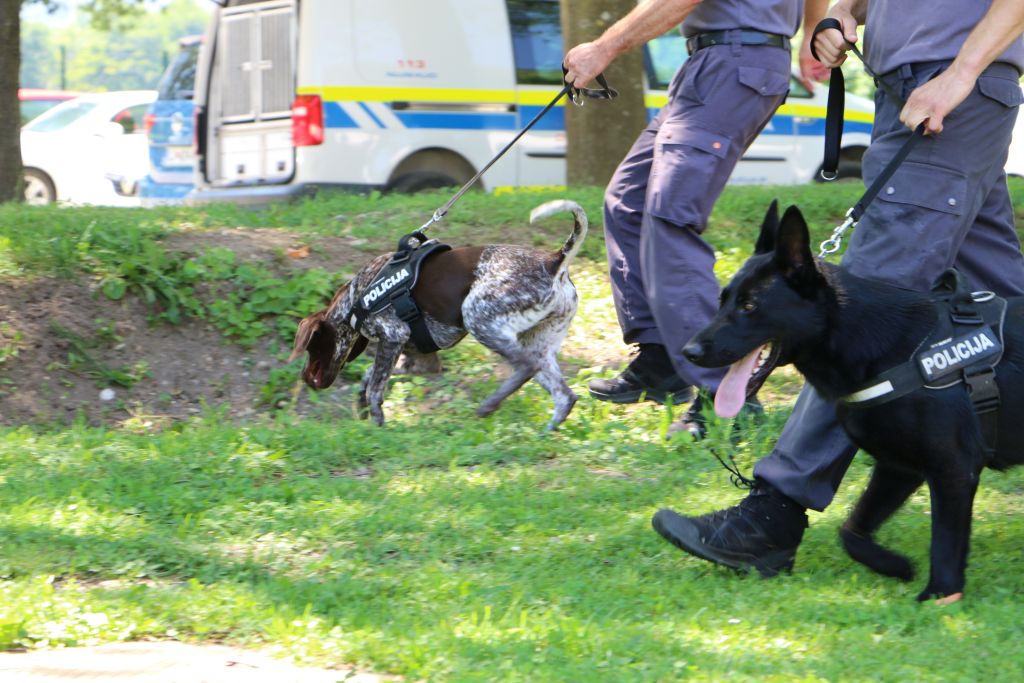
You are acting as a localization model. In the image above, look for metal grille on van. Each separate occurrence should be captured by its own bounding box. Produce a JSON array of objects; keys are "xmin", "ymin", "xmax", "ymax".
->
[
  {"xmin": 220, "ymin": 13, "xmax": 254, "ymax": 120},
  {"xmin": 260, "ymin": 8, "xmax": 293, "ymax": 116},
  {"xmin": 218, "ymin": 1, "xmax": 294, "ymax": 123}
]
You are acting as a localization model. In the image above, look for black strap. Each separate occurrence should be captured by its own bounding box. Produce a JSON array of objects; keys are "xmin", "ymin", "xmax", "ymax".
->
[
  {"xmin": 419, "ymin": 71, "xmax": 617, "ymax": 233},
  {"xmin": 391, "ymin": 290, "xmax": 440, "ymax": 354},
  {"xmin": 811, "ymin": 17, "xmax": 924, "ymax": 183},
  {"xmin": 849, "ymin": 125, "xmax": 925, "ymax": 222},
  {"xmin": 564, "ymin": 67, "xmax": 619, "ymax": 102}
]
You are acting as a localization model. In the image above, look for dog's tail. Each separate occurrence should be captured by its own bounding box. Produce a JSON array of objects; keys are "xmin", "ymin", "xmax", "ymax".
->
[{"xmin": 530, "ymin": 199, "xmax": 588, "ymax": 269}]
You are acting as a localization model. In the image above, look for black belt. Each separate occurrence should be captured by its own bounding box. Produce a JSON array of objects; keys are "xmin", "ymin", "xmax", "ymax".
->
[{"xmin": 686, "ymin": 30, "xmax": 790, "ymax": 56}]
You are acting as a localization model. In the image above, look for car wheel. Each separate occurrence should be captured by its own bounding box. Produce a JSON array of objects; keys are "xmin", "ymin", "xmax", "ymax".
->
[
  {"xmin": 23, "ymin": 169, "xmax": 56, "ymax": 205},
  {"xmin": 387, "ymin": 170, "xmax": 461, "ymax": 194}
]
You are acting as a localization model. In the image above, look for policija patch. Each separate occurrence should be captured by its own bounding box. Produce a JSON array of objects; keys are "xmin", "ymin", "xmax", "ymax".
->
[{"xmin": 917, "ymin": 326, "xmax": 1002, "ymax": 382}]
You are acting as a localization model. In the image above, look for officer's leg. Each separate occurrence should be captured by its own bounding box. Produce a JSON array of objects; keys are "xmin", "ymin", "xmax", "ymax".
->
[
  {"xmin": 951, "ymin": 172, "xmax": 1024, "ymax": 297},
  {"xmin": 603, "ymin": 86, "xmax": 675, "ymax": 346},
  {"xmin": 641, "ymin": 45, "xmax": 790, "ymax": 388},
  {"xmin": 591, "ymin": 94, "xmax": 696, "ymax": 404}
]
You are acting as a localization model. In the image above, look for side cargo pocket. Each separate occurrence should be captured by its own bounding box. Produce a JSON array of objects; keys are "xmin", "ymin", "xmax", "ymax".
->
[{"xmin": 648, "ymin": 120, "xmax": 732, "ymax": 231}]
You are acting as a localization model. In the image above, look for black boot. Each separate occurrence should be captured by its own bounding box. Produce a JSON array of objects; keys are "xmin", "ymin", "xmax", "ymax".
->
[
  {"xmin": 668, "ymin": 391, "xmax": 763, "ymax": 440},
  {"xmin": 589, "ymin": 343, "xmax": 691, "ymax": 405},
  {"xmin": 651, "ymin": 481, "xmax": 808, "ymax": 577}
]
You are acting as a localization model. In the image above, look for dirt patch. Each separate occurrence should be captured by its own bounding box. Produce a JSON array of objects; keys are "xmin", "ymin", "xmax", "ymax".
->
[
  {"xmin": 0, "ymin": 229, "xmax": 628, "ymax": 428},
  {"xmin": 0, "ymin": 641, "xmax": 390, "ymax": 682},
  {"xmin": 0, "ymin": 229, "xmax": 371, "ymax": 428}
]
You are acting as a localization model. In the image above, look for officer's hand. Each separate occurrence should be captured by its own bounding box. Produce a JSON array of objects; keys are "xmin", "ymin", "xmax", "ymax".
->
[
  {"xmin": 812, "ymin": 8, "xmax": 859, "ymax": 68},
  {"xmin": 564, "ymin": 41, "xmax": 615, "ymax": 89},
  {"xmin": 900, "ymin": 63, "xmax": 977, "ymax": 134},
  {"xmin": 798, "ymin": 40, "xmax": 830, "ymax": 91}
]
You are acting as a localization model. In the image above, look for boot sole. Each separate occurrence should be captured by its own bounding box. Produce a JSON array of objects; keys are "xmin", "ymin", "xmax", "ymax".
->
[
  {"xmin": 588, "ymin": 387, "xmax": 692, "ymax": 406},
  {"xmin": 651, "ymin": 509, "xmax": 795, "ymax": 578}
]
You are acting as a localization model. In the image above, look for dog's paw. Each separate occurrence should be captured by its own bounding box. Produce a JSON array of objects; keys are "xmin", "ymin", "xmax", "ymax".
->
[
  {"xmin": 839, "ymin": 527, "xmax": 914, "ymax": 581},
  {"xmin": 476, "ymin": 402, "xmax": 499, "ymax": 418}
]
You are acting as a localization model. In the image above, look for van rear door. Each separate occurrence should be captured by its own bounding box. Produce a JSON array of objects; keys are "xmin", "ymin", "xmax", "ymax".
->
[{"xmin": 205, "ymin": 0, "xmax": 296, "ymax": 187}]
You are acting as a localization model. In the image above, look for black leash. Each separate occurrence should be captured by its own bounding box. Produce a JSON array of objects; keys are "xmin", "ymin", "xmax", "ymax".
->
[
  {"xmin": 417, "ymin": 71, "xmax": 617, "ymax": 234},
  {"xmin": 811, "ymin": 18, "xmax": 926, "ymax": 257}
]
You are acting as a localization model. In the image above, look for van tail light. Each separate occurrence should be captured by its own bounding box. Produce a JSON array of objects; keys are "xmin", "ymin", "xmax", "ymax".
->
[
  {"xmin": 143, "ymin": 112, "xmax": 156, "ymax": 135},
  {"xmin": 292, "ymin": 94, "xmax": 324, "ymax": 147}
]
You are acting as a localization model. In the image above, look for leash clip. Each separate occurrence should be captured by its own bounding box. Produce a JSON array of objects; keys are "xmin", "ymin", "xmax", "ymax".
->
[
  {"xmin": 818, "ymin": 208, "xmax": 856, "ymax": 258},
  {"xmin": 419, "ymin": 208, "xmax": 446, "ymax": 233}
]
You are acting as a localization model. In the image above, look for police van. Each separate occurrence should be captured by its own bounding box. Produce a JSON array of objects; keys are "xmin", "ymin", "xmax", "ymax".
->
[{"xmin": 189, "ymin": 0, "xmax": 874, "ymax": 203}]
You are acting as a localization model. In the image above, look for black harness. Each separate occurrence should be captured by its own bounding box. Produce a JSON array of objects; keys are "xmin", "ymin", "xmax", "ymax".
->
[
  {"xmin": 839, "ymin": 270, "xmax": 1006, "ymax": 454},
  {"xmin": 348, "ymin": 231, "xmax": 451, "ymax": 353}
]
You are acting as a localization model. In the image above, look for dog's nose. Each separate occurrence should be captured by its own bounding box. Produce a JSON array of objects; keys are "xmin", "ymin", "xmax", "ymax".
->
[{"xmin": 682, "ymin": 340, "xmax": 705, "ymax": 363}]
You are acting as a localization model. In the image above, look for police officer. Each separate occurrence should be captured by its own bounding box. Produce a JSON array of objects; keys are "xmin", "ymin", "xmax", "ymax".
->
[
  {"xmin": 653, "ymin": 0, "xmax": 1024, "ymax": 583},
  {"xmin": 564, "ymin": 0, "xmax": 829, "ymax": 436}
]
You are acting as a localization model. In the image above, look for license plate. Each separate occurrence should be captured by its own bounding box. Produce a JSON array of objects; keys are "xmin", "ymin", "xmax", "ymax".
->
[{"xmin": 163, "ymin": 145, "xmax": 195, "ymax": 168}]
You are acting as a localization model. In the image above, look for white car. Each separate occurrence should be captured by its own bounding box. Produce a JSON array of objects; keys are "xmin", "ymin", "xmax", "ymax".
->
[{"xmin": 21, "ymin": 90, "xmax": 157, "ymax": 206}]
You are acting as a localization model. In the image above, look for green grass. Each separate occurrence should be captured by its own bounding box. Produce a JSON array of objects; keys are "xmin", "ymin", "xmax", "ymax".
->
[{"xmin": 3, "ymin": 183, "xmax": 1024, "ymax": 680}]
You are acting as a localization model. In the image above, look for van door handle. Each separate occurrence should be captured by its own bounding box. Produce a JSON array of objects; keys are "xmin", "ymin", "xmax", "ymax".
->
[{"xmin": 793, "ymin": 116, "xmax": 815, "ymax": 125}]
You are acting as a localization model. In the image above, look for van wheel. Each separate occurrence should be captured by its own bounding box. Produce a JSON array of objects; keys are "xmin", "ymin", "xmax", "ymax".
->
[
  {"xmin": 23, "ymin": 169, "xmax": 56, "ymax": 205},
  {"xmin": 388, "ymin": 170, "xmax": 461, "ymax": 194}
]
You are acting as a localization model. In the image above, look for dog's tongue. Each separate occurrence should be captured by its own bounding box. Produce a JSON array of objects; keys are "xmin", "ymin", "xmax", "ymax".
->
[{"xmin": 714, "ymin": 345, "xmax": 765, "ymax": 418}]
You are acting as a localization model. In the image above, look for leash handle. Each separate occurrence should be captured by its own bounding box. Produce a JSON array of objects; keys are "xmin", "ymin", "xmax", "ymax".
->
[
  {"xmin": 812, "ymin": 18, "xmax": 908, "ymax": 181},
  {"xmin": 812, "ymin": 18, "xmax": 847, "ymax": 180},
  {"xmin": 420, "ymin": 72, "xmax": 617, "ymax": 233}
]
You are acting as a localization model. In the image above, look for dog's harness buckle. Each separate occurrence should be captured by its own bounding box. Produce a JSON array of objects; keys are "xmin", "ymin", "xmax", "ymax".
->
[{"xmin": 965, "ymin": 367, "xmax": 1000, "ymax": 413}]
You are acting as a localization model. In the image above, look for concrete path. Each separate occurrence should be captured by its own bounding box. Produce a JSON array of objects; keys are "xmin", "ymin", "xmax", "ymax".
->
[{"xmin": 0, "ymin": 641, "xmax": 389, "ymax": 682}]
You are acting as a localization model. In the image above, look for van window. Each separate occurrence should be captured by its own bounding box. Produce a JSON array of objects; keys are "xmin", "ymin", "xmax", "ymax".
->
[
  {"xmin": 158, "ymin": 42, "xmax": 200, "ymax": 101},
  {"xmin": 646, "ymin": 32, "xmax": 686, "ymax": 90},
  {"xmin": 507, "ymin": 0, "xmax": 563, "ymax": 85}
]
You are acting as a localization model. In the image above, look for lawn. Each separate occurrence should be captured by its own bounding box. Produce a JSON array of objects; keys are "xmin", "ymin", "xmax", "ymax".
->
[{"xmin": 2, "ymin": 183, "xmax": 1024, "ymax": 681}]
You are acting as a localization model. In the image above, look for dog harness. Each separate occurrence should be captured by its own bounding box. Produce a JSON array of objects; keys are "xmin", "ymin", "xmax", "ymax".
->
[
  {"xmin": 348, "ymin": 230, "xmax": 451, "ymax": 353},
  {"xmin": 839, "ymin": 269, "xmax": 1006, "ymax": 454}
]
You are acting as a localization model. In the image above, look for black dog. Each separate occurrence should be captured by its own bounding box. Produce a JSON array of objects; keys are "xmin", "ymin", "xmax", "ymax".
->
[{"xmin": 683, "ymin": 201, "xmax": 1024, "ymax": 602}]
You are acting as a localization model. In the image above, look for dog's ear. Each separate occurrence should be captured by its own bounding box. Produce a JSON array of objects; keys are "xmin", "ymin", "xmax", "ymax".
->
[
  {"xmin": 289, "ymin": 311, "xmax": 327, "ymax": 361},
  {"xmin": 775, "ymin": 205, "xmax": 818, "ymax": 283},
  {"xmin": 755, "ymin": 199, "xmax": 780, "ymax": 254}
]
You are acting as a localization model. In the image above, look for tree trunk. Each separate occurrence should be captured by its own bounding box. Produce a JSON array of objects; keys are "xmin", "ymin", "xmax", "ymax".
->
[
  {"xmin": 0, "ymin": 1, "xmax": 20, "ymax": 203},
  {"xmin": 560, "ymin": 0, "xmax": 648, "ymax": 188}
]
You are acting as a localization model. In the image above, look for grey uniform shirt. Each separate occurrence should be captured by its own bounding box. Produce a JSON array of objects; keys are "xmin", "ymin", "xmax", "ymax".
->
[
  {"xmin": 681, "ymin": 0, "xmax": 803, "ymax": 39},
  {"xmin": 865, "ymin": 0, "xmax": 1024, "ymax": 75}
]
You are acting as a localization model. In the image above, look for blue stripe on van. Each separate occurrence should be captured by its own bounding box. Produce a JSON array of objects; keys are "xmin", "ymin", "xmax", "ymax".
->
[
  {"xmin": 394, "ymin": 111, "xmax": 517, "ymax": 130},
  {"xmin": 793, "ymin": 117, "xmax": 873, "ymax": 136},
  {"xmin": 358, "ymin": 102, "xmax": 387, "ymax": 128},
  {"xmin": 322, "ymin": 100, "xmax": 874, "ymax": 138},
  {"xmin": 323, "ymin": 102, "xmax": 359, "ymax": 128},
  {"xmin": 518, "ymin": 105, "xmax": 565, "ymax": 131}
]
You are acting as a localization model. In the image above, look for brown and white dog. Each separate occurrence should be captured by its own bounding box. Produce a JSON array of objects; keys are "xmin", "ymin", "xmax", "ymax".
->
[{"xmin": 290, "ymin": 200, "xmax": 587, "ymax": 429}]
